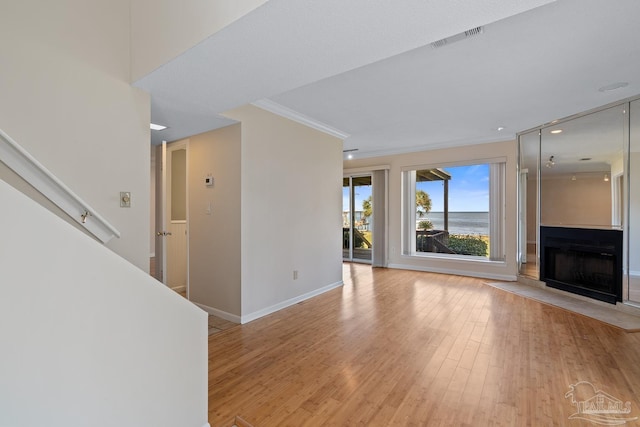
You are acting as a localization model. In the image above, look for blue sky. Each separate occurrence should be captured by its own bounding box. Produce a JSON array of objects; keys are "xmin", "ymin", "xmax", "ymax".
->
[
  {"xmin": 418, "ymin": 164, "xmax": 489, "ymax": 212},
  {"xmin": 344, "ymin": 164, "xmax": 489, "ymax": 213},
  {"xmin": 343, "ymin": 185, "xmax": 372, "ymax": 212}
]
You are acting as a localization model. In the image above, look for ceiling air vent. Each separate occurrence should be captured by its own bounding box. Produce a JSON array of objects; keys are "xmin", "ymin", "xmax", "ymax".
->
[{"xmin": 431, "ymin": 26, "xmax": 484, "ymax": 48}]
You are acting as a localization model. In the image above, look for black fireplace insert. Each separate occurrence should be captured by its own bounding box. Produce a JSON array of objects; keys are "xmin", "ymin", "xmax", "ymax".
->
[{"xmin": 540, "ymin": 226, "xmax": 622, "ymax": 304}]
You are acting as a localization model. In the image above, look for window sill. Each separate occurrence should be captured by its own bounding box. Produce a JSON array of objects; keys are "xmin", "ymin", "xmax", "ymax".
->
[{"xmin": 401, "ymin": 252, "xmax": 507, "ymax": 265}]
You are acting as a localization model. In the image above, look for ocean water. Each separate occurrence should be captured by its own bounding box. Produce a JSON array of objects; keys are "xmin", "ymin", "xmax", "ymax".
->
[{"xmin": 418, "ymin": 211, "xmax": 489, "ymax": 235}]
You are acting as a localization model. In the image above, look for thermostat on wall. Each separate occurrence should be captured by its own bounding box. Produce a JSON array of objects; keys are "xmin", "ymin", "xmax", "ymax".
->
[{"xmin": 205, "ymin": 175, "xmax": 214, "ymax": 187}]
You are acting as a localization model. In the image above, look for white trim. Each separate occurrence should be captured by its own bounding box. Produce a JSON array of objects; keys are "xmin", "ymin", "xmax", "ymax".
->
[
  {"xmin": 241, "ymin": 281, "xmax": 344, "ymax": 324},
  {"xmin": 388, "ymin": 262, "xmax": 517, "ymax": 282},
  {"xmin": 344, "ymin": 165, "xmax": 390, "ymax": 174},
  {"xmin": 252, "ymin": 99, "xmax": 350, "ymax": 140},
  {"xmin": 400, "ymin": 156, "xmax": 508, "ymax": 172},
  {"xmin": 194, "ymin": 303, "xmax": 241, "ymax": 324},
  {"xmin": 384, "ymin": 168, "xmax": 390, "ymax": 267},
  {"xmin": 351, "ymin": 135, "xmax": 515, "ymax": 160},
  {"xmin": 0, "ymin": 128, "xmax": 120, "ymax": 243},
  {"xmin": 402, "ymin": 252, "xmax": 505, "ymax": 263}
]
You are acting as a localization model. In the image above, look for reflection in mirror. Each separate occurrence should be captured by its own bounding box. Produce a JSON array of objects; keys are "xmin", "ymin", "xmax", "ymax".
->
[
  {"xmin": 540, "ymin": 105, "xmax": 625, "ymax": 229},
  {"xmin": 628, "ymin": 99, "xmax": 640, "ymax": 303},
  {"xmin": 518, "ymin": 98, "xmax": 640, "ymax": 306},
  {"xmin": 518, "ymin": 130, "xmax": 540, "ymax": 278}
]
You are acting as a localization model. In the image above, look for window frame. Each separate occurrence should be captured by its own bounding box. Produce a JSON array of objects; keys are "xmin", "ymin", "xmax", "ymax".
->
[{"xmin": 401, "ymin": 157, "xmax": 506, "ymax": 263}]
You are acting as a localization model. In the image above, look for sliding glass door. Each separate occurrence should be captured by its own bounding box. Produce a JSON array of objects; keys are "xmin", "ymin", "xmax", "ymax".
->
[{"xmin": 343, "ymin": 175, "xmax": 373, "ymax": 262}]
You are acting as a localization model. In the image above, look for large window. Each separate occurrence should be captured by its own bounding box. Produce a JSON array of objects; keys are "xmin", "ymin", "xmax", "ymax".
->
[{"xmin": 402, "ymin": 160, "xmax": 505, "ymax": 261}]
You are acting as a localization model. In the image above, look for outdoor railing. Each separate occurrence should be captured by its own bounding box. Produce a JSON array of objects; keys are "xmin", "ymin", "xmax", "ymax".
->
[{"xmin": 416, "ymin": 230, "xmax": 455, "ymax": 254}]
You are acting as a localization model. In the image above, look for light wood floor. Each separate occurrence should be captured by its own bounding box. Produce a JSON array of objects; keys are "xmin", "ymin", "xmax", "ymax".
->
[{"xmin": 208, "ymin": 263, "xmax": 640, "ymax": 426}]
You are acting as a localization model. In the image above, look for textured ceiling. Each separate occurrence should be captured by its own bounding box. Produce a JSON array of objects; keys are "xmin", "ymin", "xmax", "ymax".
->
[{"xmin": 134, "ymin": 0, "xmax": 640, "ymax": 160}]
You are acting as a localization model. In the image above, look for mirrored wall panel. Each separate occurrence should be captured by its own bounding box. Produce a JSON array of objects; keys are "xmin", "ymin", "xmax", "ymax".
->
[
  {"xmin": 540, "ymin": 104, "xmax": 625, "ymax": 230},
  {"xmin": 628, "ymin": 99, "xmax": 640, "ymax": 304},
  {"xmin": 518, "ymin": 99, "xmax": 640, "ymax": 306},
  {"xmin": 518, "ymin": 130, "xmax": 540, "ymax": 278}
]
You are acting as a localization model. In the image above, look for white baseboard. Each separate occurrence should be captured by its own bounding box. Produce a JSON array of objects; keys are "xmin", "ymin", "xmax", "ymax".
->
[
  {"xmin": 171, "ymin": 285, "xmax": 186, "ymax": 293},
  {"xmin": 194, "ymin": 303, "xmax": 241, "ymax": 324},
  {"xmin": 388, "ymin": 263, "xmax": 517, "ymax": 282},
  {"xmin": 241, "ymin": 280, "xmax": 344, "ymax": 324}
]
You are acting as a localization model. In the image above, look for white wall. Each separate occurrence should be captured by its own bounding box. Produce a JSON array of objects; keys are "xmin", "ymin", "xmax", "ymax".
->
[
  {"xmin": 187, "ymin": 125, "xmax": 242, "ymax": 318},
  {"xmin": 224, "ymin": 105, "xmax": 344, "ymax": 321},
  {"xmin": 130, "ymin": 0, "xmax": 267, "ymax": 81},
  {"xmin": 540, "ymin": 174, "xmax": 612, "ymax": 227},
  {"xmin": 0, "ymin": 180, "xmax": 208, "ymax": 427},
  {"xmin": 345, "ymin": 140, "xmax": 518, "ymax": 281},
  {"xmin": 0, "ymin": 0, "xmax": 150, "ymax": 271}
]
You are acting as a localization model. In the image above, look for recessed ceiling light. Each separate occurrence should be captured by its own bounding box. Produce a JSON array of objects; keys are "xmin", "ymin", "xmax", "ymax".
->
[
  {"xmin": 150, "ymin": 123, "xmax": 167, "ymax": 131},
  {"xmin": 598, "ymin": 82, "xmax": 629, "ymax": 92},
  {"xmin": 550, "ymin": 129, "xmax": 563, "ymax": 134},
  {"xmin": 496, "ymin": 126, "xmax": 506, "ymax": 131},
  {"xmin": 343, "ymin": 148, "xmax": 358, "ymax": 159}
]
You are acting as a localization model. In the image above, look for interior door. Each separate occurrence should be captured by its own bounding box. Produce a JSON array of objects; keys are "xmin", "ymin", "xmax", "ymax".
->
[{"xmin": 156, "ymin": 140, "xmax": 188, "ymax": 295}]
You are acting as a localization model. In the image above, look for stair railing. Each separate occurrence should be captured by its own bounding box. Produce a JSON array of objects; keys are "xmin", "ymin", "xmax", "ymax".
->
[{"xmin": 0, "ymin": 128, "xmax": 120, "ymax": 243}]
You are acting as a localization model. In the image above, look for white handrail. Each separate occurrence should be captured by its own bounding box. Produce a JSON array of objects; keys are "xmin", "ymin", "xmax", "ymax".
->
[{"xmin": 0, "ymin": 128, "xmax": 120, "ymax": 243}]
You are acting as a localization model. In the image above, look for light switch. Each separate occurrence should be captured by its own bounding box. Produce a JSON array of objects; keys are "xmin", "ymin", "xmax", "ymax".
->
[{"xmin": 120, "ymin": 192, "xmax": 131, "ymax": 207}]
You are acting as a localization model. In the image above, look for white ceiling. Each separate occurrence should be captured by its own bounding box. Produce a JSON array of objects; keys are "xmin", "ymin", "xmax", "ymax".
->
[{"xmin": 135, "ymin": 0, "xmax": 640, "ymax": 160}]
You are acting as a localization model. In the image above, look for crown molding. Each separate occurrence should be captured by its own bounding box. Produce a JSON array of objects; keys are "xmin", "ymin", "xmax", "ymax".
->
[
  {"xmin": 252, "ymin": 99, "xmax": 350, "ymax": 140},
  {"xmin": 345, "ymin": 134, "xmax": 516, "ymax": 161}
]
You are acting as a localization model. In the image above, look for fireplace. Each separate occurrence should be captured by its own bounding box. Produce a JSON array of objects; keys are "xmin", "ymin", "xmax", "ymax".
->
[{"xmin": 540, "ymin": 226, "xmax": 622, "ymax": 304}]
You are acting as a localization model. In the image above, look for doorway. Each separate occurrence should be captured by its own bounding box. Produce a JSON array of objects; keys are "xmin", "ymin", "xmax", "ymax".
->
[
  {"xmin": 343, "ymin": 175, "xmax": 373, "ymax": 263},
  {"xmin": 155, "ymin": 140, "xmax": 188, "ymax": 296}
]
